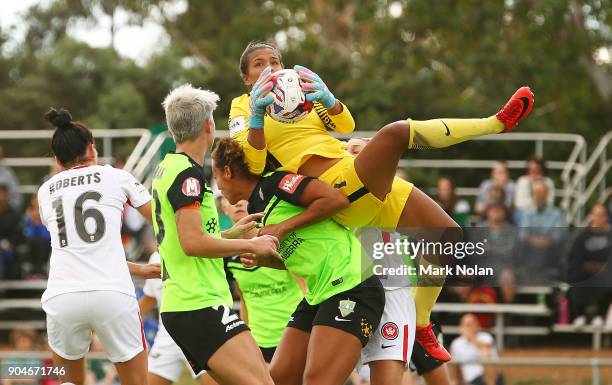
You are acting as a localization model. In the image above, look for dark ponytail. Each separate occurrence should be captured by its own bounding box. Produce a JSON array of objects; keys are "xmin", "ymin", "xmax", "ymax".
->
[{"xmin": 45, "ymin": 108, "xmax": 94, "ymax": 167}]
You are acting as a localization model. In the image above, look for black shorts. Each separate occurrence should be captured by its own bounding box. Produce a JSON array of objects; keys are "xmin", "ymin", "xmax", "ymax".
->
[
  {"xmin": 161, "ymin": 304, "xmax": 249, "ymax": 372},
  {"xmin": 259, "ymin": 346, "xmax": 276, "ymax": 363},
  {"xmin": 409, "ymin": 322, "xmax": 445, "ymax": 375},
  {"xmin": 287, "ymin": 275, "xmax": 385, "ymax": 346}
]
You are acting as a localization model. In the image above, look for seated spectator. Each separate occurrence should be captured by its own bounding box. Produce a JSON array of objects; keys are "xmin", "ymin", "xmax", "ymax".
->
[
  {"xmin": 514, "ymin": 156, "xmax": 555, "ymax": 216},
  {"xmin": 0, "ymin": 144, "xmax": 23, "ymax": 211},
  {"xmin": 478, "ymin": 187, "xmax": 512, "ymax": 222},
  {"xmin": 479, "ymin": 204, "xmax": 518, "ymax": 303},
  {"xmin": 450, "ymin": 314, "xmax": 505, "ymax": 385},
  {"xmin": 0, "ymin": 184, "xmax": 21, "ymax": 279},
  {"xmin": 462, "ymin": 286, "xmax": 498, "ymax": 329},
  {"xmin": 22, "ymin": 195, "xmax": 51, "ymax": 279},
  {"xmin": 435, "ymin": 176, "xmax": 471, "ymax": 227},
  {"xmin": 1, "ymin": 329, "xmax": 41, "ymax": 385},
  {"xmin": 519, "ymin": 180, "xmax": 566, "ymax": 283},
  {"xmin": 476, "ymin": 161, "xmax": 515, "ymax": 216},
  {"xmin": 567, "ymin": 203, "xmax": 612, "ymax": 327}
]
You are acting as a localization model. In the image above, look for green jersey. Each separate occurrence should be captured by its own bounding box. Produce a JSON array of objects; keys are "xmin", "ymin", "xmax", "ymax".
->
[
  {"xmin": 226, "ymin": 258, "xmax": 303, "ymax": 347},
  {"xmin": 151, "ymin": 152, "xmax": 232, "ymax": 312},
  {"xmin": 247, "ymin": 172, "xmax": 366, "ymax": 305}
]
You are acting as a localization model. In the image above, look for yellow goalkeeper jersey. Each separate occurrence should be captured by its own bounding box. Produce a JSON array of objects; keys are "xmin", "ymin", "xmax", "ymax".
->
[{"xmin": 228, "ymin": 94, "xmax": 356, "ymax": 175}]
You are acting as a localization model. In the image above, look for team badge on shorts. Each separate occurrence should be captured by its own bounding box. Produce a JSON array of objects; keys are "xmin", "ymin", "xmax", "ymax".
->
[
  {"xmin": 361, "ymin": 318, "xmax": 373, "ymax": 339},
  {"xmin": 381, "ymin": 322, "xmax": 399, "ymax": 340},
  {"xmin": 339, "ymin": 299, "xmax": 356, "ymax": 317}
]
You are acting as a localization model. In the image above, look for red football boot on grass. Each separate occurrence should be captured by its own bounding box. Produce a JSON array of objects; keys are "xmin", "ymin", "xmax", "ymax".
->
[
  {"xmin": 415, "ymin": 323, "xmax": 452, "ymax": 361},
  {"xmin": 495, "ymin": 86, "xmax": 534, "ymax": 132}
]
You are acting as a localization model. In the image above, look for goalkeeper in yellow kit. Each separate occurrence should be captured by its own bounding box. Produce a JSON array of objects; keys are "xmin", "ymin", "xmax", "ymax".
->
[{"xmin": 229, "ymin": 41, "xmax": 534, "ymax": 361}]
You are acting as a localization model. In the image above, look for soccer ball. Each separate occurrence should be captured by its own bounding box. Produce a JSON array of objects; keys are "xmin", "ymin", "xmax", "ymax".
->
[{"xmin": 266, "ymin": 69, "xmax": 313, "ymax": 123}]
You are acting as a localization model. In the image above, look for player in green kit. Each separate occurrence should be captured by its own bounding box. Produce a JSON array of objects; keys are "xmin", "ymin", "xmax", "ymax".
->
[
  {"xmin": 152, "ymin": 84, "xmax": 280, "ymax": 385},
  {"xmin": 222, "ymin": 199, "xmax": 305, "ymax": 363},
  {"xmin": 212, "ymin": 138, "xmax": 386, "ymax": 385}
]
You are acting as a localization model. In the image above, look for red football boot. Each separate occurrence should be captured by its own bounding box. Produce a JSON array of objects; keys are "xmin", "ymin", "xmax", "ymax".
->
[
  {"xmin": 495, "ymin": 86, "xmax": 534, "ymax": 132},
  {"xmin": 415, "ymin": 323, "xmax": 452, "ymax": 361}
]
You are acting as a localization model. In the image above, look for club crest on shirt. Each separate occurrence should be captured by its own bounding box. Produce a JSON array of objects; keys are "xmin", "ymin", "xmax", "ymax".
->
[
  {"xmin": 338, "ymin": 299, "xmax": 356, "ymax": 317},
  {"xmin": 182, "ymin": 177, "xmax": 201, "ymax": 197},
  {"xmin": 279, "ymin": 174, "xmax": 305, "ymax": 194}
]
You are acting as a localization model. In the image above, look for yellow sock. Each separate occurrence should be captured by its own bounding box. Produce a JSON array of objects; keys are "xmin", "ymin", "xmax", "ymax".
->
[
  {"xmin": 415, "ymin": 285, "xmax": 444, "ymax": 327},
  {"xmin": 408, "ymin": 116, "xmax": 503, "ymax": 149}
]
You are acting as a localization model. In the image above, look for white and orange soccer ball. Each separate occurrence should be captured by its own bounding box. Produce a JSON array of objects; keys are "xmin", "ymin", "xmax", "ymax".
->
[{"xmin": 266, "ymin": 69, "xmax": 313, "ymax": 123}]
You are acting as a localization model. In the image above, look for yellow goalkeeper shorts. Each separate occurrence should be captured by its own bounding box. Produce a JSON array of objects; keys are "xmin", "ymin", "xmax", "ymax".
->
[{"xmin": 318, "ymin": 156, "xmax": 414, "ymax": 229}]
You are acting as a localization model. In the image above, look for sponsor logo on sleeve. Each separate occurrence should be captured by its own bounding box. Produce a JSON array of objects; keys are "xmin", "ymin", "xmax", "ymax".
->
[
  {"xmin": 182, "ymin": 177, "xmax": 201, "ymax": 197},
  {"xmin": 229, "ymin": 116, "xmax": 246, "ymax": 137},
  {"xmin": 279, "ymin": 174, "xmax": 305, "ymax": 194}
]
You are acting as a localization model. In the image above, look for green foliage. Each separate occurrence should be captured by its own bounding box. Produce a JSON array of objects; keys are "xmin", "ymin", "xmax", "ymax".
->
[{"xmin": 1, "ymin": 0, "xmax": 610, "ymax": 144}]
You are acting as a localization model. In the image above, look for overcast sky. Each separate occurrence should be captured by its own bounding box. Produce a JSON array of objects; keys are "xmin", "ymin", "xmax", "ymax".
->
[
  {"xmin": 0, "ymin": 0, "xmax": 172, "ymax": 64},
  {"xmin": 1, "ymin": 1, "xmax": 608, "ymax": 65}
]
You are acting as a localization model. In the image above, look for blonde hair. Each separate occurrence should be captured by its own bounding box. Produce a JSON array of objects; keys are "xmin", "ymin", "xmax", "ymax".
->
[{"xmin": 162, "ymin": 84, "xmax": 219, "ymax": 143}]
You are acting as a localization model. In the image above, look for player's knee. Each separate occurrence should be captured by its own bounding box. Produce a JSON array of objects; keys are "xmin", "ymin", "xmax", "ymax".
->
[
  {"xmin": 379, "ymin": 121, "xmax": 411, "ymax": 146},
  {"xmin": 270, "ymin": 363, "xmax": 298, "ymax": 385},
  {"xmin": 302, "ymin": 370, "xmax": 323, "ymax": 385}
]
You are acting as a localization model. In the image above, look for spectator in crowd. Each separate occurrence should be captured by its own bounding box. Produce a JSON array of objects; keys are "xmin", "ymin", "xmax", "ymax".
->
[
  {"xmin": 450, "ymin": 314, "xmax": 505, "ymax": 385},
  {"xmin": 0, "ymin": 184, "xmax": 21, "ymax": 279},
  {"xmin": 435, "ymin": 176, "xmax": 471, "ymax": 227},
  {"xmin": 479, "ymin": 204, "xmax": 518, "ymax": 303},
  {"xmin": 567, "ymin": 203, "xmax": 612, "ymax": 327},
  {"xmin": 519, "ymin": 180, "xmax": 566, "ymax": 283},
  {"xmin": 0, "ymin": 144, "xmax": 23, "ymax": 211},
  {"xmin": 476, "ymin": 161, "xmax": 515, "ymax": 216},
  {"xmin": 514, "ymin": 156, "xmax": 555, "ymax": 216},
  {"xmin": 478, "ymin": 186, "xmax": 511, "ymax": 222},
  {"xmin": 1, "ymin": 329, "xmax": 41, "ymax": 385},
  {"xmin": 22, "ymin": 194, "xmax": 51, "ymax": 279}
]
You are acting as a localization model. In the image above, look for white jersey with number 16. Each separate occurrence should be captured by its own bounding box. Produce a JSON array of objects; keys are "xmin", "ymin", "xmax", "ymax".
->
[{"xmin": 38, "ymin": 165, "xmax": 151, "ymax": 303}]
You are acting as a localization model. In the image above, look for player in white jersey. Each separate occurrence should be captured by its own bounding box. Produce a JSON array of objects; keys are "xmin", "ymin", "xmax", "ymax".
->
[
  {"xmin": 38, "ymin": 108, "xmax": 160, "ymax": 385},
  {"xmin": 139, "ymin": 252, "xmax": 219, "ymax": 385},
  {"xmin": 357, "ymin": 228, "xmax": 417, "ymax": 385},
  {"xmin": 347, "ymin": 138, "xmax": 417, "ymax": 385}
]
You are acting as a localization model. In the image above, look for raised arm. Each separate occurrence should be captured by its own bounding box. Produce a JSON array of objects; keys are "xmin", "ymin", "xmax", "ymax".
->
[
  {"xmin": 258, "ymin": 174, "xmax": 349, "ymax": 240},
  {"xmin": 175, "ymin": 207, "xmax": 280, "ymax": 258},
  {"xmin": 229, "ymin": 96, "xmax": 268, "ymax": 175},
  {"xmin": 228, "ymin": 67, "xmax": 276, "ymax": 175},
  {"xmin": 294, "ymin": 65, "xmax": 355, "ymax": 134}
]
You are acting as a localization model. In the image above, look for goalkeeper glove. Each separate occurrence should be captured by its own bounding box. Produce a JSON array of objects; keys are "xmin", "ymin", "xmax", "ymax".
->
[{"xmin": 294, "ymin": 64, "xmax": 336, "ymax": 109}]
